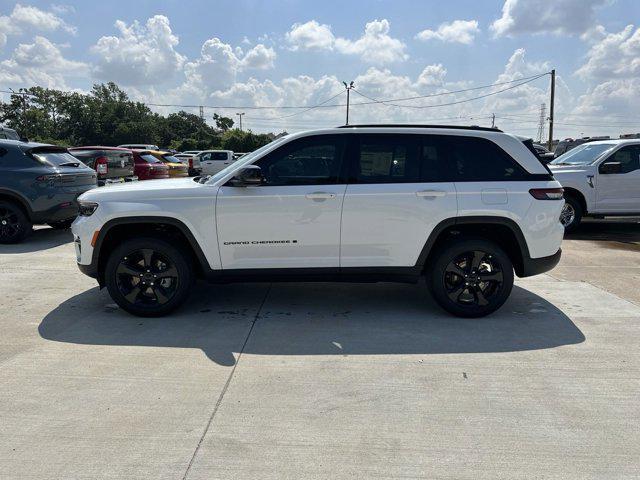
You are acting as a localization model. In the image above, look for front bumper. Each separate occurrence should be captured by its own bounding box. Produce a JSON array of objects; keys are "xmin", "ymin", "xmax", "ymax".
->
[{"xmin": 520, "ymin": 248, "xmax": 562, "ymax": 277}]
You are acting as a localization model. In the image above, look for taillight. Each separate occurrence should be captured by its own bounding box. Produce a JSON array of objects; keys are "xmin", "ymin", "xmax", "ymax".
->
[
  {"xmin": 189, "ymin": 157, "xmax": 193, "ymax": 168},
  {"xmin": 95, "ymin": 156, "xmax": 108, "ymax": 175},
  {"xmin": 529, "ymin": 188, "xmax": 564, "ymax": 200}
]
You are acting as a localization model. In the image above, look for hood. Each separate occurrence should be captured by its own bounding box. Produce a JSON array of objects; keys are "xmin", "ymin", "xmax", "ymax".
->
[
  {"xmin": 548, "ymin": 164, "xmax": 595, "ymax": 175},
  {"xmin": 79, "ymin": 177, "xmax": 213, "ymax": 202}
]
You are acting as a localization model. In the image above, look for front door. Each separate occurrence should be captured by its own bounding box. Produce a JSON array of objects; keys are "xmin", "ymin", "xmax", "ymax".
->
[
  {"xmin": 596, "ymin": 145, "xmax": 640, "ymax": 213},
  {"xmin": 216, "ymin": 135, "xmax": 347, "ymax": 270}
]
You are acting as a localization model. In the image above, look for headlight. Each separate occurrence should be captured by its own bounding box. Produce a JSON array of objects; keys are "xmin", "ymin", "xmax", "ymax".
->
[{"xmin": 78, "ymin": 201, "xmax": 99, "ymax": 216}]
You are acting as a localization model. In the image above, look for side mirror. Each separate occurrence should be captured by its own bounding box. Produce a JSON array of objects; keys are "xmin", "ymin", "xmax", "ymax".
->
[
  {"xmin": 600, "ymin": 161, "xmax": 621, "ymax": 174},
  {"xmin": 228, "ymin": 165, "xmax": 264, "ymax": 186}
]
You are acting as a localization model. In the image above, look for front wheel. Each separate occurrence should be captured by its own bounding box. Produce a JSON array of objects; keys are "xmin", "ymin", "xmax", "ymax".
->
[
  {"xmin": 560, "ymin": 196, "xmax": 582, "ymax": 233},
  {"xmin": 429, "ymin": 238, "xmax": 514, "ymax": 318},
  {"xmin": 104, "ymin": 237, "xmax": 194, "ymax": 317}
]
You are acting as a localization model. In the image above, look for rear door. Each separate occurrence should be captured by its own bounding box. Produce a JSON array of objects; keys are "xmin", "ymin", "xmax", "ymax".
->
[
  {"xmin": 340, "ymin": 134, "xmax": 457, "ymax": 267},
  {"xmin": 596, "ymin": 145, "xmax": 640, "ymax": 212}
]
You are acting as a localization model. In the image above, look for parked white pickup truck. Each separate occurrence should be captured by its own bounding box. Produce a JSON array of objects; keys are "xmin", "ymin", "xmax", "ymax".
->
[
  {"xmin": 196, "ymin": 150, "xmax": 235, "ymax": 175},
  {"xmin": 549, "ymin": 139, "xmax": 640, "ymax": 231}
]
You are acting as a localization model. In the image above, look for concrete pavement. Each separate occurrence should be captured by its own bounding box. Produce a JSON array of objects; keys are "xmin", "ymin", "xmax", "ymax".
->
[{"xmin": 1, "ymin": 224, "xmax": 639, "ymax": 479}]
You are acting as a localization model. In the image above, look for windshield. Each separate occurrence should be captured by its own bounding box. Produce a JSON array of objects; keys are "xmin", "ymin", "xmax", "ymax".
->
[
  {"xmin": 140, "ymin": 154, "xmax": 164, "ymax": 164},
  {"xmin": 206, "ymin": 136, "xmax": 289, "ymax": 184},
  {"xmin": 551, "ymin": 143, "xmax": 616, "ymax": 166},
  {"xmin": 32, "ymin": 150, "xmax": 84, "ymax": 167}
]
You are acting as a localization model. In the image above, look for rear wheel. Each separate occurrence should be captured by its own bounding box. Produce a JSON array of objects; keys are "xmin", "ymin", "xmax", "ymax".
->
[
  {"xmin": 560, "ymin": 196, "xmax": 582, "ymax": 232},
  {"xmin": 104, "ymin": 237, "xmax": 194, "ymax": 317},
  {"xmin": 0, "ymin": 200, "xmax": 32, "ymax": 244},
  {"xmin": 429, "ymin": 238, "xmax": 514, "ymax": 318}
]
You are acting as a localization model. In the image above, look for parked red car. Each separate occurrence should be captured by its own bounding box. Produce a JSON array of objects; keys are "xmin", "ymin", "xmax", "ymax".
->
[{"xmin": 132, "ymin": 150, "xmax": 170, "ymax": 180}]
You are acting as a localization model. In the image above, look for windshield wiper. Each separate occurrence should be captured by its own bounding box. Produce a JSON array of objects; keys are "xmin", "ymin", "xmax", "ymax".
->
[{"xmin": 58, "ymin": 162, "xmax": 81, "ymax": 167}]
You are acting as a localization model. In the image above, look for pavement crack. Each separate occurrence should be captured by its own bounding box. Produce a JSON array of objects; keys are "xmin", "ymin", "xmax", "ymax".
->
[{"xmin": 181, "ymin": 283, "xmax": 272, "ymax": 480}]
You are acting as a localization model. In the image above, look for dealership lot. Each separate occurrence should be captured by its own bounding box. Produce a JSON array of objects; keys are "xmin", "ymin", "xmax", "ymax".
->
[{"xmin": 1, "ymin": 221, "xmax": 639, "ymax": 479}]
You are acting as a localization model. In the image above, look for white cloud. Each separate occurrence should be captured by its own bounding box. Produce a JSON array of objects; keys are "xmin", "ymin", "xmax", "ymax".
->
[
  {"xmin": 416, "ymin": 20, "xmax": 480, "ymax": 45},
  {"xmin": 285, "ymin": 18, "xmax": 407, "ymax": 64},
  {"xmin": 241, "ymin": 43, "xmax": 276, "ymax": 70},
  {"xmin": 286, "ymin": 20, "xmax": 335, "ymax": 51},
  {"xmin": 0, "ymin": 35, "xmax": 88, "ymax": 89},
  {"xmin": 335, "ymin": 19, "xmax": 408, "ymax": 64},
  {"xmin": 491, "ymin": 0, "xmax": 607, "ymax": 37},
  {"xmin": 574, "ymin": 78, "xmax": 640, "ymax": 118},
  {"xmin": 91, "ymin": 15, "xmax": 186, "ymax": 86},
  {"xmin": 570, "ymin": 25, "xmax": 640, "ymax": 133},
  {"xmin": 0, "ymin": 3, "xmax": 76, "ymax": 48},
  {"xmin": 575, "ymin": 25, "xmax": 640, "ymax": 79},
  {"xmin": 417, "ymin": 64, "xmax": 447, "ymax": 86}
]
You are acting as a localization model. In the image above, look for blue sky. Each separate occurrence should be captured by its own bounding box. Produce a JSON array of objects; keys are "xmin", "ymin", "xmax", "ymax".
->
[{"xmin": 1, "ymin": 0, "xmax": 639, "ymax": 138}]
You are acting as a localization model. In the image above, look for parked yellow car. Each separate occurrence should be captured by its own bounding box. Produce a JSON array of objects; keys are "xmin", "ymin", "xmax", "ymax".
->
[{"xmin": 147, "ymin": 150, "xmax": 189, "ymax": 178}]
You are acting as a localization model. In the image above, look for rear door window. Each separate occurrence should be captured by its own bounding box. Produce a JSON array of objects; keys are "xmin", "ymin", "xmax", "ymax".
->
[{"xmin": 351, "ymin": 134, "xmax": 420, "ymax": 184}]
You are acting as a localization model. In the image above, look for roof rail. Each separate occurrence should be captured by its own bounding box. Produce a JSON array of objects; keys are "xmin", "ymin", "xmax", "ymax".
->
[{"xmin": 337, "ymin": 124, "xmax": 503, "ymax": 133}]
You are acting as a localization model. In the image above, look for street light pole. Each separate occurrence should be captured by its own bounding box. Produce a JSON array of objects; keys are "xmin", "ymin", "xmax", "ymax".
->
[
  {"xmin": 343, "ymin": 81, "xmax": 354, "ymax": 125},
  {"xmin": 236, "ymin": 112, "xmax": 245, "ymax": 132}
]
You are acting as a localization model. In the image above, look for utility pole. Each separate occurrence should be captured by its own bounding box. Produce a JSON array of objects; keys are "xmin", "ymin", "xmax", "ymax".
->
[
  {"xmin": 343, "ymin": 81, "xmax": 354, "ymax": 125},
  {"xmin": 236, "ymin": 112, "xmax": 245, "ymax": 132},
  {"xmin": 199, "ymin": 105, "xmax": 204, "ymax": 120},
  {"xmin": 547, "ymin": 69, "xmax": 555, "ymax": 151}
]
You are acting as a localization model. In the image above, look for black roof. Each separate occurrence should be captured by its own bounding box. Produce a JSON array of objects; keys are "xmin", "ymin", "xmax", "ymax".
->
[{"xmin": 337, "ymin": 124, "xmax": 503, "ymax": 132}]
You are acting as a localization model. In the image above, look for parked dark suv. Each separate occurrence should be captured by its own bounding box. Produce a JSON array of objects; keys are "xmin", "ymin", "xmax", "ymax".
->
[
  {"xmin": 0, "ymin": 140, "xmax": 97, "ymax": 243},
  {"xmin": 68, "ymin": 146, "xmax": 137, "ymax": 186}
]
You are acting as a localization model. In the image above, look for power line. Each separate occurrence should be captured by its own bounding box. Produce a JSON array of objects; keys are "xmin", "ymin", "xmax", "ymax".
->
[
  {"xmin": 350, "ymin": 73, "xmax": 550, "ymax": 111},
  {"xmin": 2, "ymin": 73, "xmax": 550, "ymax": 111}
]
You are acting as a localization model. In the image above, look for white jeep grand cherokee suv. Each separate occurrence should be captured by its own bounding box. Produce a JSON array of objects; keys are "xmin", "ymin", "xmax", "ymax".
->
[
  {"xmin": 549, "ymin": 139, "xmax": 640, "ymax": 231},
  {"xmin": 72, "ymin": 125, "xmax": 564, "ymax": 318}
]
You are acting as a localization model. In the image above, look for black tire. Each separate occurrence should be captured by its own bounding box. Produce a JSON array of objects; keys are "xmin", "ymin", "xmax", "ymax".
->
[
  {"xmin": 429, "ymin": 238, "xmax": 514, "ymax": 318},
  {"xmin": 104, "ymin": 237, "xmax": 194, "ymax": 317},
  {"xmin": 48, "ymin": 218, "xmax": 75, "ymax": 230},
  {"xmin": 0, "ymin": 200, "xmax": 32, "ymax": 244},
  {"xmin": 560, "ymin": 196, "xmax": 583, "ymax": 233}
]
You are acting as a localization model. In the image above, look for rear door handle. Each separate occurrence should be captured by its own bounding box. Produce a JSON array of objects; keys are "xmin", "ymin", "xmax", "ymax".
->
[
  {"xmin": 305, "ymin": 192, "xmax": 336, "ymax": 199},
  {"xmin": 416, "ymin": 190, "xmax": 446, "ymax": 197}
]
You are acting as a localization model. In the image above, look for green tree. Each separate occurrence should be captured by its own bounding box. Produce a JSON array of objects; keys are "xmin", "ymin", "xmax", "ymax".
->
[{"xmin": 213, "ymin": 113, "xmax": 234, "ymax": 131}]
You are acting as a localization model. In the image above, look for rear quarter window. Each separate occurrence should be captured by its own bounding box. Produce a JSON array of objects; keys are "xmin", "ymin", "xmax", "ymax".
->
[{"xmin": 443, "ymin": 136, "xmax": 528, "ymax": 181}]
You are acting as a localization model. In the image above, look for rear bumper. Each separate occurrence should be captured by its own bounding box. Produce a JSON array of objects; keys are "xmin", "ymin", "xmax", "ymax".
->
[{"xmin": 520, "ymin": 248, "xmax": 562, "ymax": 277}]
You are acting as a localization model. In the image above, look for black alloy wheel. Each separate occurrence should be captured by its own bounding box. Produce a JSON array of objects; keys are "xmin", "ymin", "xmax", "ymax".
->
[
  {"xmin": 0, "ymin": 201, "xmax": 32, "ymax": 244},
  {"xmin": 430, "ymin": 238, "xmax": 514, "ymax": 318},
  {"xmin": 105, "ymin": 238, "xmax": 193, "ymax": 316},
  {"xmin": 444, "ymin": 250, "xmax": 504, "ymax": 307}
]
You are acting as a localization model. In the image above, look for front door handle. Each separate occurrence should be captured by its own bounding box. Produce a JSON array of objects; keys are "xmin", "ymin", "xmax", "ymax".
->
[
  {"xmin": 305, "ymin": 192, "xmax": 336, "ymax": 199},
  {"xmin": 416, "ymin": 190, "xmax": 446, "ymax": 197}
]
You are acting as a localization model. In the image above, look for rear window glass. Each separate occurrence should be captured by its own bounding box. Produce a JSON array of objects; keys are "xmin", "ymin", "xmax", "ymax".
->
[
  {"xmin": 140, "ymin": 154, "xmax": 163, "ymax": 164},
  {"xmin": 163, "ymin": 155, "xmax": 181, "ymax": 163},
  {"xmin": 32, "ymin": 151, "xmax": 83, "ymax": 167}
]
